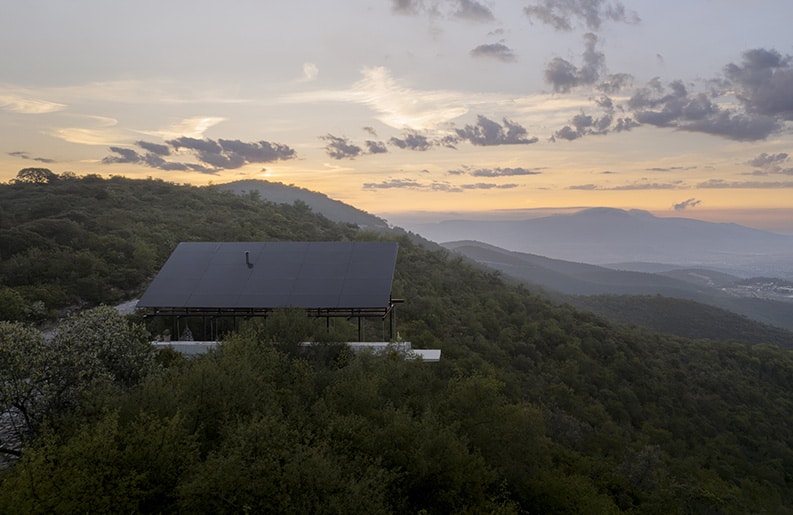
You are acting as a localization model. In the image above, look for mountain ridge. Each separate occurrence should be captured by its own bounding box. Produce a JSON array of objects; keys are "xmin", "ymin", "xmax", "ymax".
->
[
  {"xmin": 408, "ymin": 207, "xmax": 793, "ymax": 278},
  {"xmin": 444, "ymin": 239, "xmax": 793, "ymax": 339},
  {"xmin": 215, "ymin": 179, "xmax": 390, "ymax": 230}
]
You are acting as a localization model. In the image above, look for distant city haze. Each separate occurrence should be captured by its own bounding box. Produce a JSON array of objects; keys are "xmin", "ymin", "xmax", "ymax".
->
[{"xmin": 2, "ymin": 1, "xmax": 793, "ymax": 230}]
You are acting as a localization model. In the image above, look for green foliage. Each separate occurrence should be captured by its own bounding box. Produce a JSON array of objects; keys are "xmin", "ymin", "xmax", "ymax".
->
[
  {"xmin": 0, "ymin": 321, "xmax": 49, "ymax": 456},
  {"xmin": 0, "ymin": 287, "xmax": 27, "ymax": 321},
  {"xmin": 0, "ymin": 411, "xmax": 198, "ymax": 514},
  {"xmin": 0, "ymin": 174, "xmax": 358, "ymax": 319},
  {"xmin": 573, "ymin": 294, "xmax": 793, "ymax": 348},
  {"xmin": 15, "ymin": 167, "xmax": 58, "ymax": 184},
  {"xmin": 0, "ymin": 307, "xmax": 157, "ymax": 456},
  {"xmin": 2, "ymin": 176, "xmax": 793, "ymax": 512},
  {"xmin": 54, "ymin": 305, "xmax": 156, "ymax": 388}
]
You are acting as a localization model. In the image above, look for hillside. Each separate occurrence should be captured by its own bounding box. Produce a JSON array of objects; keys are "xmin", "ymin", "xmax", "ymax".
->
[
  {"xmin": 2, "ymin": 174, "xmax": 793, "ymax": 512},
  {"xmin": 215, "ymin": 179, "xmax": 390, "ymax": 230},
  {"xmin": 445, "ymin": 240, "xmax": 793, "ymax": 337},
  {"xmin": 0, "ymin": 174, "xmax": 359, "ymax": 320}
]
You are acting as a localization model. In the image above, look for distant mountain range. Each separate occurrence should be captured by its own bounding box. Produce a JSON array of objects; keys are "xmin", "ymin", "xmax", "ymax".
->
[{"xmin": 410, "ymin": 208, "xmax": 793, "ymax": 278}]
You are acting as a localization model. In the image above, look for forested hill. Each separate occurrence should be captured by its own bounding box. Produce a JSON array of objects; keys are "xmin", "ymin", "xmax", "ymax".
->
[
  {"xmin": 215, "ymin": 179, "xmax": 391, "ymax": 230},
  {"xmin": 2, "ymin": 173, "xmax": 793, "ymax": 513},
  {"xmin": 0, "ymin": 173, "xmax": 361, "ymax": 320}
]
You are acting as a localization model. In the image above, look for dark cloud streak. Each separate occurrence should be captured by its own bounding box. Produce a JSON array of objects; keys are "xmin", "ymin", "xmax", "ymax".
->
[
  {"xmin": 545, "ymin": 33, "xmax": 604, "ymax": 93},
  {"xmin": 470, "ymin": 43, "xmax": 516, "ymax": 62},
  {"xmin": 103, "ymin": 136, "xmax": 296, "ymax": 173},
  {"xmin": 674, "ymin": 198, "xmax": 701, "ymax": 211},
  {"xmin": 469, "ymin": 167, "xmax": 541, "ymax": 177},
  {"xmin": 524, "ymin": 0, "xmax": 639, "ymax": 31},
  {"xmin": 8, "ymin": 151, "xmax": 56, "ymax": 164},
  {"xmin": 389, "ymin": 132, "xmax": 434, "ymax": 151},
  {"xmin": 454, "ymin": 0, "xmax": 495, "ymax": 21},
  {"xmin": 321, "ymin": 134, "xmax": 363, "ymax": 160},
  {"xmin": 455, "ymin": 115, "xmax": 538, "ymax": 146}
]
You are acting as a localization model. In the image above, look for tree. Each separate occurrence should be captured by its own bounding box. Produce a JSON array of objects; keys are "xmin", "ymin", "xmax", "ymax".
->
[
  {"xmin": 0, "ymin": 321, "xmax": 50, "ymax": 457},
  {"xmin": 0, "ymin": 287, "xmax": 26, "ymax": 321},
  {"xmin": 52, "ymin": 305, "xmax": 157, "ymax": 389},
  {"xmin": 15, "ymin": 168, "xmax": 57, "ymax": 184},
  {"xmin": 0, "ymin": 307, "xmax": 157, "ymax": 459}
]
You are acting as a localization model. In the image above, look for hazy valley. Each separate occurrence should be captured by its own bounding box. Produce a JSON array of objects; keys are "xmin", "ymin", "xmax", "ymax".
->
[{"xmin": 405, "ymin": 208, "xmax": 793, "ymax": 279}]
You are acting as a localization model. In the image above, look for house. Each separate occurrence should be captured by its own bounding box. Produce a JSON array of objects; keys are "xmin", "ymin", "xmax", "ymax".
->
[{"xmin": 137, "ymin": 240, "xmax": 440, "ymax": 360}]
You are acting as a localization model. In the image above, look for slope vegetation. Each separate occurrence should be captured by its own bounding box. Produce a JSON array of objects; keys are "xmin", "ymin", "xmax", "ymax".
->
[
  {"xmin": 445, "ymin": 240, "xmax": 793, "ymax": 339},
  {"xmin": 1, "ymin": 174, "xmax": 793, "ymax": 513}
]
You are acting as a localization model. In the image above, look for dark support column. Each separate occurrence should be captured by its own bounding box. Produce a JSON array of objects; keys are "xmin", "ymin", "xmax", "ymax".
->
[
  {"xmin": 390, "ymin": 307, "xmax": 395, "ymax": 341},
  {"xmin": 358, "ymin": 316, "xmax": 362, "ymax": 342}
]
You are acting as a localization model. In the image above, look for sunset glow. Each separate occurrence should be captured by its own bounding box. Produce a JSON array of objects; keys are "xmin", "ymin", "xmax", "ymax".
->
[{"xmin": 2, "ymin": 1, "xmax": 793, "ymax": 231}]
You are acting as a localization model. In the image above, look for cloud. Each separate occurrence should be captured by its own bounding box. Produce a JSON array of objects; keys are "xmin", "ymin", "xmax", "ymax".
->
[
  {"xmin": 365, "ymin": 140, "xmax": 389, "ymax": 154},
  {"xmin": 645, "ymin": 166, "xmax": 691, "ymax": 172},
  {"xmin": 391, "ymin": 0, "xmax": 421, "ymax": 15},
  {"xmin": 216, "ymin": 139, "xmax": 296, "ymax": 163},
  {"xmin": 552, "ymin": 108, "xmax": 637, "ymax": 141},
  {"xmin": 569, "ymin": 181, "xmax": 682, "ymax": 190},
  {"xmin": 748, "ymin": 152, "xmax": 788, "ymax": 169},
  {"xmin": 673, "ymin": 198, "xmax": 702, "ymax": 211},
  {"xmin": 596, "ymin": 73, "xmax": 633, "ymax": 94},
  {"xmin": 545, "ymin": 33, "xmax": 604, "ymax": 93},
  {"xmin": 300, "ymin": 63, "xmax": 319, "ymax": 82},
  {"xmin": 611, "ymin": 182, "xmax": 681, "ymax": 190},
  {"xmin": 681, "ymin": 110, "xmax": 779, "ymax": 141},
  {"xmin": 8, "ymin": 151, "xmax": 55, "ymax": 164},
  {"xmin": 168, "ymin": 137, "xmax": 223, "ymax": 154},
  {"xmin": 470, "ymin": 43, "xmax": 517, "ymax": 62},
  {"xmin": 552, "ymin": 111, "xmax": 609, "ymax": 140},
  {"xmin": 697, "ymin": 179, "xmax": 793, "ymax": 189},
  {"xmin": 389, "ymin": 132, "xmax": 434, "ymax": 151},
  {"xmin": 546, "ymin": 47, "xmax": 792, "ymax": 143},
  {"xmin": 455, "ymin": 115, "xmax": 538, "ymax": 145},
  {"xmin": 102, "ymin": 146, "xmax": 215, "ymax": 173},
  {"xmin": 454, "ymin": 0, "xmax": 495, "ymax": 21},
  {"xmin": 746, "ymin": 152, "xmax": 793, "ymax": 175},
  {"xmin": 627, "ymin": 78, "xmax": 779, "ymax": 141},
  {"xmin": 51, "ymin": 127, "xmax": 130, "ymax": 146},
  {"xmin": 283, "ymin": 66, "xmax": 471, "ymax": 131},
  {"xmin": 391, "ymin": 0, "xmax": 494, "ymax": 21},
  {"xmin": 136, "ymin": 140, "xmax": 170, "ymax": 156},
  {"xmin": 430, "ymin": 182, "xmax": 464, "ymax": 193},
  {"xmin": 145, "ymin": 116, "xmax": 226, "ymax": 140},
  {"xmin": 468, "ymin": 167, "xmax": 541, "ymax": 177},
  {"xmin": 724, "ymin": 48, "xmax": 793, "ymax": 121},
  {"xmin": 0, "ymin": 94, "xmax": 66, "ymax": 114},
  {"xmin": 320, "ymin": 134, "xmax": 363, "ymax": 159},
  {"xmin": 105, "ymin": 147, "xmax": 141, "ymax": 163},
  {"xmin": 461, "ymin": 183, "xmax": 519, "ymax": 189},
  {"xmin": 523, "ymin": 0, "xmax": 640, "ymax": 31},
  {"xmin": 363, "ymin": 178, "xmax": 422, "ymax": 189},
  {"xmin": 104, "ymin": 137, "xmax": 296, "ymax": 173},
  {"xmin": 362, "ymin": 177, "xmax": 519, "ymax": 193}
]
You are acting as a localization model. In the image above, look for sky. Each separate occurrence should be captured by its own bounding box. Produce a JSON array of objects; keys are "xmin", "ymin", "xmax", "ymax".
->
[{"xmin": 2, "ymin": 0, "xmax": 793, "ymax": 232}]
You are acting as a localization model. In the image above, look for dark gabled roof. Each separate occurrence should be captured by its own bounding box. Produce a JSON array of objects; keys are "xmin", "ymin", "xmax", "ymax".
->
[{"xmin": 137, "ymin": 241, "xmax": 398, "ymax": 312}]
